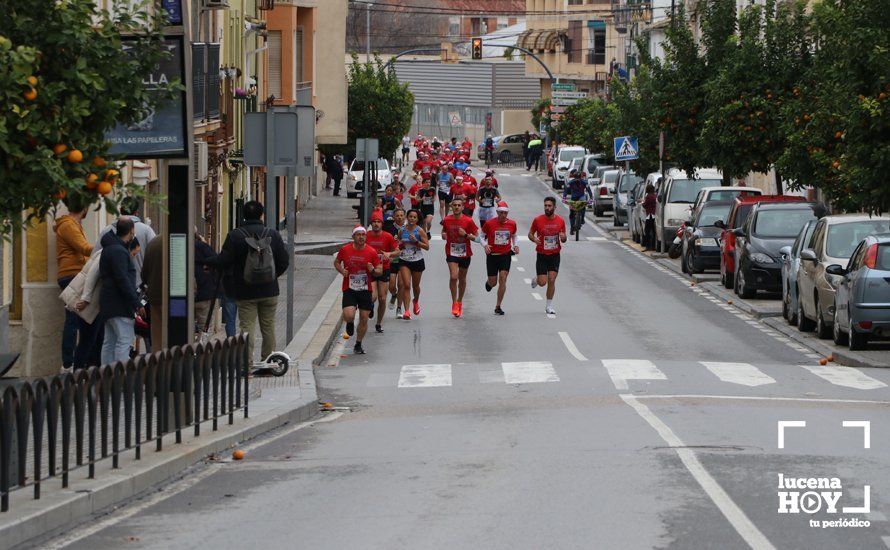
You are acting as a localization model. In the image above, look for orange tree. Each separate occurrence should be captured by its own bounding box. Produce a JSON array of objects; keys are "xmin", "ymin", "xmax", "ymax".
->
[{"xmin": 0, "ymin": 0, "xmax": 169, "ymax": 235}]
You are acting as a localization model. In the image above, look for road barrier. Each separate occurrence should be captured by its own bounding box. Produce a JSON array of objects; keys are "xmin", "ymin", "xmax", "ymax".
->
[{"xmin": 0, "ymin": 335, "xmax": 250, "ymax": 512}]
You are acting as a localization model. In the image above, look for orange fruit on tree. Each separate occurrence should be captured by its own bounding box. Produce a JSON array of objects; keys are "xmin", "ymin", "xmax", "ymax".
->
[
  {"xmin": 53, "ymin": 188, "xmax": 67, "ymax": 200},
  {"xmin": 67, "ymin": 149, "xmax": 83, "ymax": 163},
  {"xmin": 53, "ymin": 143, "xmax": 68, "ymax": 155},
  {"xmin": 835, "ymin": 131, "xmax": 843, "ymax": 139},
  {"xmin": 23, "ymin": 88, "xmax": 37, "ymax": 101},
  {"xmin": 26, "ymin": 76, "xmax": 38, "ymax": 86},
  {"xmin": 105, "ymin": 168, "xmax": 119, "ymax": 180},
  {"xmin": 92, "ymin": 156, "xmax": 107, "ymax": 168},
  {"xmin": 85, "ymin": 174, "xmax": 99, "ymax": 189},
  {"xmin": 97, "ymin": 181, "xmax": 113, "ymax": 196},
  {"xmin": 803, "ymin": 114, "xmax": 811, "ymax": 121}
]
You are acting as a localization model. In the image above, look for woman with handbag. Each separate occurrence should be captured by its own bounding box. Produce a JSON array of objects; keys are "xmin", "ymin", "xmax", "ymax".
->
[{"xmin": 59, "ymin": 250, "xmax": 103, "ymax": 371}]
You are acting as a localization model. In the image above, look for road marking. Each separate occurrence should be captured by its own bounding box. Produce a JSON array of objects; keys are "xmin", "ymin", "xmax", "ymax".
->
[
  {"xmin": 523, "ymin": 278, "xmax": 532, "ymax": 285},
  {"xmin": 502, "ymin": 361, "xmax": 560, "ymax": 384},
  {"xmin": 585, "ymin": 236, "xmax": 607, "ymax": 241},
  {"xmin": 799, "ymin": 364, "xmax": 887, "ymax": 390},
  {"xmin": 398, "ymin": 364, "xmax": 452, "ymax": 388},
  {"xmin": 638, "ymin": 394, "xmax": 890, "ymax": 404},
  {"xmin": 558, "ymin": 331, "xmax": 589, "ymax": 361},
  {"xmin": 531, "ymin": 292, "xmax": 543, "ymax": 300},
  {"xmin": 602, "ymin": 359, "xmax": 666, "ymax": 390},
  {"xmin": 881, "ymin": 535, "xmax": 890, "ymax": 549},
  {"xmin": 700, "ymin": 362, "xmax": 776, "ymax": 387},
  {"xmin": 511, "ymin": 256, "xmax": 518, "ymax": 262},
  {"xmin": 517, "ymin": 266, "xmax": 525, "ymax": 272},
  {"xmin": 621, "ymin": 395, "xmax": 776, "ymax": 550}
]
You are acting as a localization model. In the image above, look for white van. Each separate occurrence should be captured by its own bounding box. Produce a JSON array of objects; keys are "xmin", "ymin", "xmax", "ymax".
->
[
  {"xmin": 552, "ymin": 146, "xmax": 588, "ymax": 189},
  {"xmin": 656, "ymin": 168, "xmax": 723, "ymax": 251}
]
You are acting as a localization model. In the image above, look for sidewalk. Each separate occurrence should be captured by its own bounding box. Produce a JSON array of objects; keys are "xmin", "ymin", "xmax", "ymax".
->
[{"xmin": 0, "ymin": 194, "xmax": 357, "ymax": 549}]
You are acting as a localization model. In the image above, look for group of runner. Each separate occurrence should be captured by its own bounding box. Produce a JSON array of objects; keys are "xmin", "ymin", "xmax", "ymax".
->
[{"xmin": 334, "ymin": 136, "xmax": 569, "ymax": 354}]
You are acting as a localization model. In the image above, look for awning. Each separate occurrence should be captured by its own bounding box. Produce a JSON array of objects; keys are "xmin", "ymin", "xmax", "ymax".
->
[{"xmin": 517, "ymin": 29, "xmax": 565, "ymax": 52}]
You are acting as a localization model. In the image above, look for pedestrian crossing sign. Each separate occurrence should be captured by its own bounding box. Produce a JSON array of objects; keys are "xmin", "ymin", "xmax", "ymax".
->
[{"xmin": 614, "ymin": 136, "xmax": 639, "ymax": 161}]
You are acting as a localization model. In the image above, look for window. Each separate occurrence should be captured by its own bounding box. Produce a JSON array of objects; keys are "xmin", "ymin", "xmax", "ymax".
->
[
  {"xmin": 567, "ymin": 20, "xmax": 583, "ymax": 63},
  {"xmin": 569, "ymin": 0, "xmax": 583, "ymax": 4},
  {"xmin": 587, "ymin": 20, "xmax": 606, "ymax": 65},
  {"xmin": 268, "ymin": 30, "xmax": 282, "ymax": 100},
  {"xmin": 448, "ymin": 16, "xmax": 460, "ymax": 37},
  {"xmin": 192, "ymin": 43, "xmax": 205, "ymax": 120}
]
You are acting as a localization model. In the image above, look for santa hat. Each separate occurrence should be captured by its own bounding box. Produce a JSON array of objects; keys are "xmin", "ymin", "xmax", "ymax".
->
[{"xmin": 496, "ymin": 201, "xmax": 510, "ymax": 212}]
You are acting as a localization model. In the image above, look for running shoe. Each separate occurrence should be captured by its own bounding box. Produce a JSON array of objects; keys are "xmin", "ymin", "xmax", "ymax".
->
[
  {"xmin": 457, "ymin": 302, "xmax": 463, "ymax": 317},
  {"xmin": 354, "ymin": 342, "xmax": 365, "ymax": 354},
  {"xmin": 485, "ymin": 281, "xmax": 492, "ymax": 292},
  {"xmin": 375, "ymin": 324, "xmax": 383, "ymax": 333},
  {"xmin": 494, "ymin": 306, "xmax": 505, "ymax": 315},
  {"xmin": 413, "ymin": 299, "xmax": 420, "ymax": 316},
  {"xmin": 545, "ymin": 306, "xmax": 556, "ymax": 315},
  {"xmin": 531, "ymin": 278, "xmax": 538, "ymax": 289},
  {"xmin": 402, "ymin": 311, "xmax": 412, "ymax": 320},
  {"xmin": 389, "ymin": 296, "xmax": 397, "ymax": 310},
  {"xmin": 451, "ymin": 301, "xmax": 460, "ymax": 317},
  {"xmin": 396, "ymin": 305, "xmax": 402, "ymax": 319},
  {"xmin": 369, "ymin": 308, "xmax": 374, "ymax": 319},
  {"xmin": 346, "ymin": 321, "xmax": 355, "ymax": 336}
]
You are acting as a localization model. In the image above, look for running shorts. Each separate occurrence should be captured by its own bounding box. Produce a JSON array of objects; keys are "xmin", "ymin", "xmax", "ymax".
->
[
  {"xmin": 446, "ymin": 256, "xmax": 471, "ymax": 269},
  {"xmin": 400, "ymin": 259, "xmax": 426, "ymax": 273},
  {"xmin": 486, "ymin": 254, "xmax": 512, "ymax": 277},
  {"xmin": 535, "ymin": 253, "xmax": 561, "ymax": 275},
  {"xmin": 374, "ymin": 271, "xmax": 391, "ymax": 283},
  {"xmin": 420, "ymin": 205, "xmax": 435, "ymax": 219},
  {"xmin": 342, "ymin": 289, "xmax": 374, "ymax": 311},
  {"xmin": 438, "ymin": 191, "xmax": 451, "ymax": 203},
  {"xmin": 478, "ymin": 207, "xmax": 496, "ymax": 224},
  {"xmin": 390, "ymin": 262, "xmax": 401, "ymax": 275}
]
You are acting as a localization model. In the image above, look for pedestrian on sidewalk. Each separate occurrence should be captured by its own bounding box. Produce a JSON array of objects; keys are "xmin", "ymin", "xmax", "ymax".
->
[
  {"xmin": 327, "ymin": 154, "xmax": 344, "ymax": 196},
  {"xmin": 94, "ymin": 196, "xmax": 156, "ymax": 287},
  {"xmin": 194, "ymin": 229, "xmax": 219, "ymax": 336},
  {"xmin": 642, "ymin": 184, "xmax": 657, "ymax": 251},
  {"xmin": 522, "ymin": 130, "xmax": 531, "ymax": 167},
  {"xmin": 141, "ymin": 231, "xmax": 165, "ymax": 353},
  {"xmin": 98, "ymin": 218, "xmax": 143, "ymax": 364},
  {"xmin": 217, "ymin": 201, "xmax": 289, "ymax": 363},
  {"xmin": 527, "ymin": 135, "xmax": 544, "ymax": 171},
  {"xmin": 59, "ymin": 247, "xmax": 103, "ymax": 370},
  {"xmin": 54, "ymin": 194, "xmax": 94, "ymax": 371}
]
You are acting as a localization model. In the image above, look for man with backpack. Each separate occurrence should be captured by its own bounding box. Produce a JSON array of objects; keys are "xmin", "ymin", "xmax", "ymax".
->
[{"xmin": 217, "ymin": 201, "xmax": 289, "ymax": 363}]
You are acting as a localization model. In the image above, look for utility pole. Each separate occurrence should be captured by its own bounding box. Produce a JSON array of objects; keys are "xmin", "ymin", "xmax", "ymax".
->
[{"xmin": 366, "ymin": 0, "xmax": 373, "ymax": 57}]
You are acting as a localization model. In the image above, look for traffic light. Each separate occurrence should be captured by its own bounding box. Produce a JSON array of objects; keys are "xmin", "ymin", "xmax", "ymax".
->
[{"xmin": 472, "ymin": 38, "xmax": 483, "ymax": 60}]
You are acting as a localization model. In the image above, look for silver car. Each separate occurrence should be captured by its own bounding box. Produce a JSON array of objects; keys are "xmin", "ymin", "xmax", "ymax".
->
[
  {"xmin": 796, "ymin": 214, "xmax": 890, "ymax": 338},
  {"xmin": 830, "ymin": 235, "xmax": 890, "ymax": 349},
  {"xmin": 593, "ymin": 169, "xmax": 620, "ymax": 216},
  {"xmin": 779, "ymin": 220, "xmax": 817, "ymax": 326},
  {"xmin": 613, "ymin": 172, "xmax": 641, "ymax": 227}
]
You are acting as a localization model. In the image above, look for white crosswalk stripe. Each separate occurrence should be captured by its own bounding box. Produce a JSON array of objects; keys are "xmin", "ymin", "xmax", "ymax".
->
[
  {"xmin": 502, "ymin": 361, "xmax": 560, "ymax": 384},
  {"xmin": 398, "ymin": 364, "xmax": 452, "ymax": 388},
  {"xmin": 799, "ymin": 364, "xmax": 887, "ymax": 390},
  {"xmin": 602, "ymin": 359, "xmax": 666, "ymax": 390},
  {"xmin": 700, "ymin": 362, "xmax": 776, "ymax": 387}
]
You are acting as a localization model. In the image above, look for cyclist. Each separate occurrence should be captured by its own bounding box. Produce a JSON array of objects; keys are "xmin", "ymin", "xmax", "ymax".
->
[
  {"xmin": 481, "ymin": 201, "xmax": 519, "ymax": 315},
  {"xmin": 334, "ymin": 226, "xmax": 382, "ymax": 354},
  {"xmin": 441, "ymin": 197, "xmax": 480, "ymax": 317},
  {"xmin": 476, "ymin": 176, "xmax": 501, "ymax": 225},
  {"xmin": 528, "ymin": 197, "xmax": 567, "ymax": 316},
  {"xmin": 397, "ymin": 209, "xmax": 430, "ymax": 320},
  {"xmin": 366, "ymin": 214, "xmax": 400, "ymax": 333},
  {"xmin": 562, "ymin": 169, "xmax": 592, "ymax": 234}
]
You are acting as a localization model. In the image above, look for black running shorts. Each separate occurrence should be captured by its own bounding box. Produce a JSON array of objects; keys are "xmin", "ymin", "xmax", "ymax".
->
[
  {"xmin": 535, "ymin": 253, "xmax": 561, "ymax": 276},
  {"xmin": 486, "ymin": 254, "xmax": 512, "ymax": 277},
  {"xmin": 342, "ymin": 289, "xmax": 374, "ymax": 311}
]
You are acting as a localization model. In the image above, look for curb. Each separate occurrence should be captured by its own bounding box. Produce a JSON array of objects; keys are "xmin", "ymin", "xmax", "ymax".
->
[{"xmin": 762, "ymin": 317, "xmax": 890, "ymax": 369}]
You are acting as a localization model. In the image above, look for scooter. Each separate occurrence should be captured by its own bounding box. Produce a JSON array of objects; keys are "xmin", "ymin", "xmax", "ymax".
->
[
  {"xmin": 252, "ymin": 351, "xmax": 291, "ymax": 377},
  {"xmin": 668, "ymin": 223, "xmax": 686, "ymax": 259}
]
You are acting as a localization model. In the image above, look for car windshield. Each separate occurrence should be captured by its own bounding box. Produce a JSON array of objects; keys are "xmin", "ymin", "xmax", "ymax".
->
[
  {"xmin": 585, "ymin": 158, "xmax": 600, "ymax": 173},
  {"xmin": 753, "ymin": 209, "xmax": 817, "ymax": 238},
  {"xmin": 707, "ymin": 189, "xmax": 760, "ymax": 202},
  {"xmin": 619, "ymin": 175, "xmax": 641, "ymax": 192},
  {"xmin": 351, "ymin": 159, "xmax": 389, "ymax": 172},
  {"xmin": 668, "ymin": 179, "xmax": 721, "ymax": 203},
  {"xmin": 730, "ymin": 204, "xmax": 753, "ymax": 229},
  {"xmin": 827, "ymin": 220, "xmax": 890, "ymax": 258},
  {"xmin": 697, "ymin": 204, "xmax": 731, "ymax": 227},
  {"xmin": 603, "ymin": 172, "xmax": 619, "ymax": 185},
  {"xmin": 559, "ymin": 149, "xmax": 585, "ymax": 162},
  {"xmin": 878, "ymin": 245, "xmax": 890, "ymax": 270}
]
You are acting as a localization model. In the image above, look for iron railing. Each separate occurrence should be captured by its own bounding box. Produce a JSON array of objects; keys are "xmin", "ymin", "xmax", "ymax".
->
[{"xmin": 0, "ymin": 335, "xmax": 249, "ymax": 512}]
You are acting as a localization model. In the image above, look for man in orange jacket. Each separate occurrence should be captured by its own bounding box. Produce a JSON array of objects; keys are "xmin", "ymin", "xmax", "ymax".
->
[{"xmin": 54, "ymin": 195, "xmax": 94, "ymax": 371}]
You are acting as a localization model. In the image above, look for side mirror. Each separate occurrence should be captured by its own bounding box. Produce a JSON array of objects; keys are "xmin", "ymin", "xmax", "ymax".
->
[
  {"xmin": 826, "ymin": 264, "xmax": 846, "ymax": 276},
  {"xmin": 732, "ymin": 227, "xmax": 745, "ymax": 237},
  {"xmin": 779, "ymin": 246, "xmax": 792, "ymax": 260},
  {"xmin": 800, "ymin": 249, "xmax": 817, "ymax": 262},
  {"xmin": 713, "ymin": 220, "xmax": 726, "ymax": 229}
]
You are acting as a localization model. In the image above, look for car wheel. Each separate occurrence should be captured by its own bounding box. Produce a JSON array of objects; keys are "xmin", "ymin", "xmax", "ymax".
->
[
  {"xmin": 787, "ymin": 289, "xmax": 798, "ymax": 326},
  {"xmin": 660, "ymin": 229, "xmax": 670, "ymax": 253},
  {"xmin": 681, "ymin": 246, "xmax": 689, "ymax": 273},
  {"xmin": 723, "ymin": 265, "xmax": 734, "ymax": 289},
  {"xmin": 832, "ymin": 313, "xmax": 848, "ymax": 345},
  {"xmin": 685, "ymin": 248, "xmax": 698, "ymax": 274},
  {"xmin": 815, "ymin": 297, "xmax": 831, "ymax": 339},
  {"xmin": 849, "ymin": 323, "xmax": 869, "ymax": 350},
  {"xmin": 797, "ymin": 297, "xmax": 815, "ymax": 332},
  {"xmin": 737, "ymin": 268, "xmax": 755, "ymax": 299},
  {"xmin": 499, "ymin": 151, "xmax": 512, "ymax": 164},
  {"xmin": 781, "ymin": 293, "xmax": 789, "ymax": 321}
]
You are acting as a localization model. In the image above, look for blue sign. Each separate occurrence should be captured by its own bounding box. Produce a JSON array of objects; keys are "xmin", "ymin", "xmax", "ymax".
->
[
  {"xmin": 614, "ymin": 136, "xmax": 639, "ymax": 161},
  {"xmin": 161, "ymin": 0, "xmax": 183, "ymax": 25}
]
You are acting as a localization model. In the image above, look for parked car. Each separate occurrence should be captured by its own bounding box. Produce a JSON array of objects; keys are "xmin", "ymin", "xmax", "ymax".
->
[
  {"xmin": 551, "ymin": 146, "xmax": 588, "ymax": 189},
  {"xmin": 797, "ymin": 214, "xmax": 890, "ymax": 338},
  {"xmin": 733, "ymin": 201, "xmax": 825, "ymax": 299},
  {"xmin": 779, "ymin": 220, "xmax": 818, "ymax": 326},
  {"xmin": 718, "ymin": 195, "xmax": 807, "ymax": 289},
  {"xmin": 567, "ymin": 156, "xmax": 585, "ymax": 179},
  {"xmin": 476, "ymin": 134, "xmax": 525, "ymax": 164},
  {"xmin": 614, "ymin": 172, "xmax": 642, "ymax": 227},
  {"xmin": 629, "ymin": 180, "xmax": 648, "ymax": 243},
  {"xmin": 681, "ymin": 201, "xmax": 733, "ymax": 274},
  {"xmin": 345, "ymin": 158, "xmax": 391, "ymax": 198},
  {"xmin": 593, "ymin": 169, "xmax": 620, "ymax": 216},
  {"xmin": 655, "ymin": 168, "xmax": 723, "ymax": 252},
  {"xmin": 580, "ymin": 153, "xmax": 604, "ymax": 179},
  {"xmin": 691, "ymin": 186, "xmax": 762, "ymax": 214},
  {"xmin": 830, "ymin": 235, "xmax": 890, "ymax": 349}
]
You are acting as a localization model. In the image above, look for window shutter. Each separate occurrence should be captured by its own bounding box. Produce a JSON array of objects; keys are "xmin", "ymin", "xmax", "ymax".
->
[
  {"xmin": 192, "ymin": 43, "xmax": 206, "ymax": 120},
  {"xmin": 268, "ymin": 31, "xmax": 282, "ymax": 100},
  {"xmin": 207, "ymin": 43, "xmax": 220, "ymax": 118}
]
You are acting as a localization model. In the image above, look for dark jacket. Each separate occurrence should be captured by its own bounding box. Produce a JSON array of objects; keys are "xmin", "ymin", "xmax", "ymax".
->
[
  {"xmin": 141, "ymin": 234, "xmax": 163, "ymax": 306},
  {"xmin": 99, "ymin": 231, "xmax": 140, "ymax": 320},
  {"xmin": 195, "ymin": 240, "xmax": 219, "ymax": 302},
  {"xmin": 325, "ymin": 156, "xmax": 343, "ymax": 181},
  {"xmin": 217, "ymin": 220, "xmax": 289, "ymax": 300}
]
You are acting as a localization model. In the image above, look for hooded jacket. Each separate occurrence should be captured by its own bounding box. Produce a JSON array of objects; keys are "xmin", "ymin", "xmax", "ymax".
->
[
  {"xmin": 216, "ymin": 220, "xmax": 289, "ymax": 300},
  {"xmin": 98, "ymin": 231, "xmax": 141, "ymax": 320},
  {"xmin": 54, "ymin": 215, "xmax": 93, "ymax": 279}
]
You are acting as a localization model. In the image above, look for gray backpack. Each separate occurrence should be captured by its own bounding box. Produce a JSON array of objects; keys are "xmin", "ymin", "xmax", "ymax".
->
[{"xmin": 239, "ymin": 228, "xmax": 275, "ymax": 285}]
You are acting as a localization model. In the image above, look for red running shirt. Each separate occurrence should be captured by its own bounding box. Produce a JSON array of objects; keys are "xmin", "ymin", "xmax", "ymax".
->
[
  {"xmin": 365, "ymin": 230, "xmax": 398, "ymax": 270},
  {"xmin": 482, "ymin": 218, "xmax": 517, "ymax": 255},
  {"xmin": 530, "ymin": 214, "xmax": 566, "ymax": 255},
  {"xmin": 336, "ymin": 243, "xmax": 381, "ymax": 291},
  {"xmin": 441, "ymin": 215, "xmax": 479, "ymax": 258}
]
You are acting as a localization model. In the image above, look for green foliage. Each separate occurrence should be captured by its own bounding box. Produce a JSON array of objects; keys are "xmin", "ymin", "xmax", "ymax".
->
[
  {"xmin": 0, "ymin": 0, "xmax": 173, "ymax": 235},
  {"xmin": 530, "ymin": 98, "xmax": 551, "ymax": 132}
]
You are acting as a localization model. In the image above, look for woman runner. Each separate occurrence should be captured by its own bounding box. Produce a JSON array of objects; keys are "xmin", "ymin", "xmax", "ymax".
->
[{"xmin": 397, "ymin": 209, "xmax": 429, "ymax": 320}]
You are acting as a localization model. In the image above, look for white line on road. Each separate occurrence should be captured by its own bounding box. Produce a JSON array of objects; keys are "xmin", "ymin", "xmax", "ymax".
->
[
  {"xmin": 585, "ymin": 236, "xmax": 607, "ymax": 241},
  {"xmin": 638, "ymin": 394, "xmax": 890, "ymax": 404},
  {"xmin": 602, "ymin": 359, "xmax": 666, "ymax": 390},
  {"xmin": 398, "ymin": 364, "xmax": 453, "ymax": 388},
  {"xmin": 516, "ymin": 266, "xmax": 525, "ymax": 272},
  {"xmin": 502, "ymin": 361, "xmax": 560, "ymax": 384},
  {"xmin": 881, "ymin": 535, "xmax": 890, "ymax": 549},
  {"xmin": 700, "ymin": 362, "xmax": 776, "ymax": 387},
  {"xmin": 799, "ymin": 364, "xmax": 888, "ymax": 390},
  {"xmin": 511, "ymin": 256, "xmax": 518, "ymax": 262},
  {"xmin": 531, "ymin": 292, "xmax": 543, "ymax": 300},
  {"xmin": 523, "ymin": 278, "xmax": 532, "ymax": 285},
  {"xmin": 558, "ymin": 331, "xmax": 589, "ymax": 361},
  {"xmin": 621, "ymin": 395, "xmax": 776, "ymax": 550}
]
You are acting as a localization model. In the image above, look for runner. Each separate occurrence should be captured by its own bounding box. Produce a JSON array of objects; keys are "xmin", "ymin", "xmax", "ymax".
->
[
  {"xmin": 485, "ymin": 168, "xmax": 499, "ymax": 187},
  {"xmin": 334, "ymin": 226, "xmax": 382, "ymax": 354},
  {"xmin": 528, "ymin": 197, "xmax": 567, "ymax": 315},
  {"xmin": 462, "ymin": 167, "xmax": 477, "ymax": 186},
  {"xmin": 401, "ymin": 135, "xmax": 411, "ymax": 167},
  {"xmin": 441, "ymin": 197, "xmax": 480, "ymax": 317},
  {"xmin": 397, "ymin": 209, "xmax": 430, "ymax": 320},
  {"xmin": 481, "ymin": 201, "xmax": 519, "ymax": 315},
  {"xmin": 388, "ymin": 208, "xmax": 407, "ymax": 315},
  {"xmin": 365, "ymin": 215, "xmax": 400, "ymax": 333},
  {"xmin": 461, "ymin": 176, "xmax": 477, "ymax": 218},
  {"xmin": 437, "ymin": 166, "xmax": 455, "ymax": 221},
  {"xmin": 476, "ymin": 175, "xmax": 501, "ymax": 225},
  {"xmin": 416, "ymin": 178, "xmax": 436, "ymax": 233}
]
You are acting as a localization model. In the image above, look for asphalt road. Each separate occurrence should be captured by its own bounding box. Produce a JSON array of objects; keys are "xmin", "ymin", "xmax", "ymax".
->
[{"xmin": 40, "ymin": 168, "xmax": 890, "ymax": 550}]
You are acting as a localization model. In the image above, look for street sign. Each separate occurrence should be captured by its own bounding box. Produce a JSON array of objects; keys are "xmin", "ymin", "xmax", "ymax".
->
[
  {"xmin": 614, "ymin": 136, "xmax": 639, "ymax": 161},
  {"xmin": 552, "ymin": 91, "xmax": 587, "ymax": 99},
  {"xmin": 552, "ymin": 97, "xmax": 580, "ymax": 107},
  {"xmin": 549, "ymin": 105, "xmax": 566, "ymax": 114},
  {"xmin": 356, "ymin": 138, "xmax": 379, "ymax": 162},
  {"xmin": 449, "ymin": 111, "xmax": 462, "ymax": 126},
  {"xmin": 552, "ymin": 83, "xmax": 575, "ymax": 92}
]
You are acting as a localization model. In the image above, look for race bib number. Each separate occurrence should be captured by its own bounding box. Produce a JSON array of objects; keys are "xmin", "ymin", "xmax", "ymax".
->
[
  {"xmin": 378, "ymin": 252, "xmax": 385, "ymax": 264},
  {"xmin": 450, "ymin": 243, "xmax": 467, "ymax": 257},
  {"xmin": 493, "ymin": 230, "xmax": 511, "ymax": 246},
  {"xmin": 543, "ymin": 235, "xmax": 559, "ymax": 251},
  {"xmin": 348, "ymin": 273, "xmax": 368, "ymax": 291},
  {"xmin": 422, "ymin": 195, "xmax": 434, "ymax": 205}
]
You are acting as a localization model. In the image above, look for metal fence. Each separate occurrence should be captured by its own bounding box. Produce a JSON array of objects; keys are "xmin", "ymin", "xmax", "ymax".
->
[{"xmin": 0, "ymin": 335, "xmax": 249, "ymax": 512}]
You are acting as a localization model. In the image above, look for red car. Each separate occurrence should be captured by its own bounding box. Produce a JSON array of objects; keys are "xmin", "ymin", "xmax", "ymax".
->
[{"xmin": 718, "ymin": 195, "xmax": 806, "ymax": 289}]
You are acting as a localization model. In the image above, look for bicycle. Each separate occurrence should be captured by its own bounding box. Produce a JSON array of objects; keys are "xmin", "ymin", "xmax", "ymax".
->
[{"xmin": 566, "ymin": 199, "xmax": 591, "ymax": 241}]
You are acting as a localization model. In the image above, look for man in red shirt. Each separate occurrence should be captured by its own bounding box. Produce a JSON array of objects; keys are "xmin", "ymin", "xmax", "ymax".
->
[
  {"xmin": 334, "ymin": 226, "xmax": 382, "ymax": 354},
  {"xmin": 481, "ymin": 201, "xmax": 519, "ymax": 315},
  {"xmin": 412, "ymin": 153, "xmax": 427, "ymax": 173},
  {"xmin": 441, "ymin": 198, "xmax": 479, "ymax": 317},
  {"xmin": 462, "ymin": 167, "xmax": 477, "ymax": 186},
  {"xmin": 461, "ymin": 178, "xmax": 478, "ymax": 217},
  {"xmin": 365, "ymin": 216, "xmax": 400, "ymax": 333},
  {"xmin": 528, "ymin": 197, "xmax": 567, "ymax": 315},
  {"xmin": 461, "ymin": 137, "xmax": 473, "ymax": 151}
]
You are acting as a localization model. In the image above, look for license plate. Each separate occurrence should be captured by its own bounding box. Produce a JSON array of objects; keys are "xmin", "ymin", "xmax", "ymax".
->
[{"xmin": 698, "ymin": 238, "xmax": 718, "ymax": 247}]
